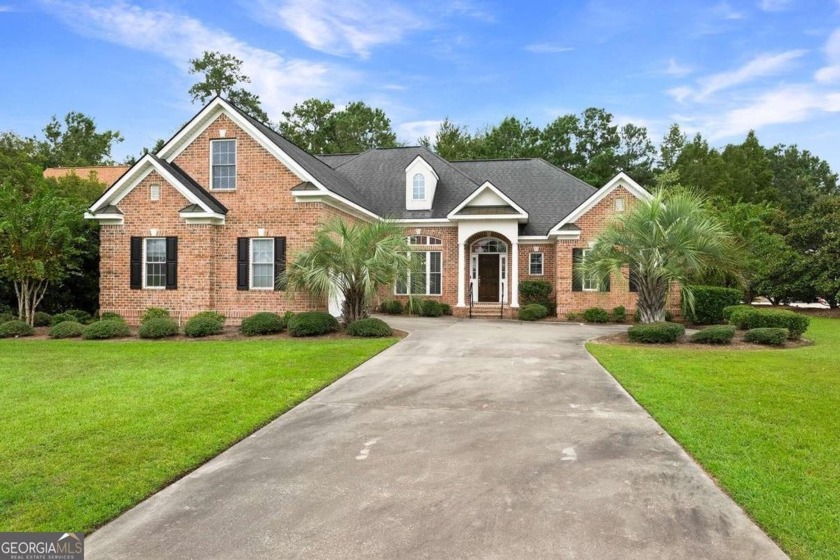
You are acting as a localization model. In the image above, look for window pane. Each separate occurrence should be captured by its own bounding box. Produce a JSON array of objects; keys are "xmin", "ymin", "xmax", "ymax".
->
[
  {"xmin": 430, "ymin": 273, "xmax": 441, "ymax": 295},
  {"xmin": 211, "ymin": 140, "xmax": 236, "ymax": 189},
  {"xmin": 252, "ymin": 239, "xmax": 274, "ymax": 263},
  {"xmin": 251, "ymin": 239, "xmax": 274, "ymax": 288},
  {"xmin": 252, "ymin": 264, "xmax": 274, "ymax": 289},
  {"xmin": 145, "ymin": 239, "xmax": 166, "ymax": 287},
  {"xmin": 412, "ymin": 173, "xmax": 425, "ymax": 200},
  {"xmin": 429, "ymin": 251, "xmax": 441, "ymax": 273},
  {"xmin": 410, "ymin": 252, "xmax": 427, "ymax": 294},
  {"xmin": 530, "ymin": 253, "xmax": 543, "ymax": 275}
]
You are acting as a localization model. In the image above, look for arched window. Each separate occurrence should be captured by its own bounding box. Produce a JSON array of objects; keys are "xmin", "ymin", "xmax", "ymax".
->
[
  {"xmin": 407, "ymin": 235, "xmax": 442, "ymax": 246},
  {"xmin": 471, "ymin": 238, "xmax": 507, "ymax": 253},
  {"xmin": 412, "ymin": 173, "xmax": 426, "ymax": 200}
]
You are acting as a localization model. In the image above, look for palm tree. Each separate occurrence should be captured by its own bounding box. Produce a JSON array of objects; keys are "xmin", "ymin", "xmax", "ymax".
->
[
  {"xmin": 580, "ymin": 188, "xmax": 740, "ymax": 323},
  {"xmin": 282, "ymin": 218, "xmax": 412, "ymax": 324}
]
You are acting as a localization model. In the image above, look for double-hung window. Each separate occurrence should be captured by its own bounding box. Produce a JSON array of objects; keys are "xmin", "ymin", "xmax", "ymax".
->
[
  {"xmin": 581, "ymin": 249, "xmax": 598, "ymax": 291},
  {"xmin": 529, "ymin": 252, "xmax": 544, "ymax": 275},
  {"xmin": 250, "ymin": 238, "xmax": 275, "ymax": 289},
  {"xmin": 396, "ymin": 251, "xmax": 442, "ymax": 295},
  {"xmin": 144, "ymin": 238, "xmax": 167, "ymax": 288},
  {"xmin": 211, "ymin": 139, "xmax": 236, "ymax": 190}
]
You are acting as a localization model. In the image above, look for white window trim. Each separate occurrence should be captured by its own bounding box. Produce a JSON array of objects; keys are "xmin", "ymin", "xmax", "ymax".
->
[
  {"xmin": 412, "ymin": 173, "xmax": 426, "ymax": 201},
  {"xmin": 249, "ymin": 238, "xmax": 275, "ymax": 290},
  {"xmin": 395, "ymin": 250, "xmax": 442, "ymax": 296},
  {"xmin": 529, "ymin": 252, "xmax": 544, "ymax": 276},
  {"xmin": 210, "ymin": 138, "xmax": 237, "ymax": 191},
  {"xmin": 143, "ymin": 237, "xmax": 166, "ymax": 290},
  {"xmin": 581, "ymin": 249, "xmax": 598, "ymax": 292},
  {"xmin": 150, "ymin": 184, "xmax": 160, "ymax": 201}
]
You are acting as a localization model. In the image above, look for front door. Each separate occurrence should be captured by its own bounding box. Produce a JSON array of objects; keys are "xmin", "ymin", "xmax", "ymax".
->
[{"xmin": 478, "ymin": 254, "xmax": 500, "ymax": 302}]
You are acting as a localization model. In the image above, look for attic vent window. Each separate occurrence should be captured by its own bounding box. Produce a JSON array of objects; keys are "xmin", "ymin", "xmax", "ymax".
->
[
  {"xmin": 150, "ymin": 184, "xmax": 160, "ymax": 201},
  {"xmin": 615, "ymin": 197, "xmax": 625, "ymax": 212},
  {"xmin": 412, "ymin": 173, "xmax": 426, "ymax": 200}
]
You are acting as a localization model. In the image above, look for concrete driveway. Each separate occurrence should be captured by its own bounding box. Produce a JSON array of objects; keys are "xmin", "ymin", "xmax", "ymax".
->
[{"xmin": 87, "ymin": 317, "xmax": 786, "ymax": 559}]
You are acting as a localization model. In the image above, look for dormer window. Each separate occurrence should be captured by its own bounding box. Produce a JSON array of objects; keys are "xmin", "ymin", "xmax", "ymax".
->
[
  {"xmin": 412, "ymin": 173, "xmax": 426, "ymax": 200},
  {"xmin": 211, "ymin": 139, "xmax": 236, "ymax": 190}
]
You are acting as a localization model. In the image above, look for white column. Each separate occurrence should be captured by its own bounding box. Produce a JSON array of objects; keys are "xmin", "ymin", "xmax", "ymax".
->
[
  {"xmin": 456, "ymin": 242, "xmax": 466, "ymax": 307},
  {"xmin": 511, "ymin": 241, "xmax": 519, "ymax": 308}
]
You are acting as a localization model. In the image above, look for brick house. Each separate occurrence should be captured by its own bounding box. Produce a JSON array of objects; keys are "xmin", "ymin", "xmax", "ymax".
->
[{"xmin": 86, "ymin": 97, "xmax": 661, "ymax": 324}]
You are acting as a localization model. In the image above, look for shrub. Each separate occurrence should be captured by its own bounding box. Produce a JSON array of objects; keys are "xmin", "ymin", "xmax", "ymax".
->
[
  {"xmin": 565, "ymin": 312, "xmax": 579, "ymax": 322},
  {"xmin": 288, "ymin": 311, "xmax": 339, "ymax": 337},
  {"xmin": 0, "ymin": 312, "xmax": 15, "ymax": 324},
  {"xmin": 99, "ymin": 311, "xmax": 126, "ymax": 323},
  {"xmin": 440, "ymin": 303, "xmax": 453, "ymax": 316},
  {"xmin": 184, "ymin": 316, "xmax": 224, "ymax": 337},
  {"xmin": 0, "ymin": 320, "xmax": 35, "ymax": 338},
  {"xmin": 347, "ymin": 317, "xmax": 392, "ymax": 337},
  {"xmin": 50, "ymin": 312, "xmax": 77, "ymax": 326},
  {"xmin": 519, "ymin": 303, "xmax": 548, "ymax": 321},
  {"xmin": 82, "ymin": 320, "xmax": 131, "ymax": 340},
  {"xmin": 141, "ymin": 307, "xmax": 170, "ymax": 324},
  {"xmin": 282, "ymin": 311, "xmax": 295, "ymax": 327},
  {"xmin": 520, "ymin": 280, "xmax": 554, "ymax": 314},
  {"xmin": 611, "ymin": 306, "xmax": 627, "ymax": 323},
  {"xmin": 633, "ymin": 309, "xmax": 675, "ymax": 323},
  {"xmin": 419, "ymin": 300, "xmax": 444, "ymax": 317},
  {"xmin": 691, "ymin": 325, "xmax": 736, "ymax": 345},
  {"xmin": 379, "ymin": 300, "xmax": 403, "ymax": 315},
  {"xmin": 583, "ymin": 307, "xmax": 610, "ymax": 323},
  {"xmin": 723, "ymin": 305, "xmax": 755, "ymax": 322},
  {"xmin": 628, "ymin": 322, "xmax": 685, "ymax": 344},
  {"xmin": 728, "ymin": 306, "xmax": 758, "ymax": 329},
  {"xmin": 744, "ymin": 327, "xmax": 788, "ymax": 346},
  {"xmin": 33, "ymin": 311, "xmax": 52, "ymax": 327},
  {"xmin": 684, "ymin": 286, "xmax": 743, "ymax": 325},
  {"xmin": 49, "ymin": 321, "xmax": 85, "ymax": 339},
  {"xmin": 729, "ymin": 308, "xmax": 809, "ymax": 339},
  {"xmin": 139, "ymin": 317, "xmax": 179, "ymax": 339},
  {"xmin": 240, "ymin": 312, "xmax": 285, "ymax": 336},
  {"xmin": 65, "ymin": 309, "xmax": 92, "ymax": 324}
]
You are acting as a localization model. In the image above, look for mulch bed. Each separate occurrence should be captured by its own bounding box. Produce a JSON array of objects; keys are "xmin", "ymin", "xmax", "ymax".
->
[
  {"xmin": 591, "ymin": 330, "xmax": 811, "ymax": 350},
  {"xmin": 23, "ymin": 326, "xmax": 407, "ymax": 342}
]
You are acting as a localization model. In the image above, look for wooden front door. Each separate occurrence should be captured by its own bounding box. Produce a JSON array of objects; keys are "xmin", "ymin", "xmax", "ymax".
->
[{"xmin": 478, "ymin": 254, "xmax": 500, "ymax": 302}]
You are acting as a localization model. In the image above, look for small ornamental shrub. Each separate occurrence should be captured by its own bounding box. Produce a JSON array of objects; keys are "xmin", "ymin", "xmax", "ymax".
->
[
  {"xmin": 519, "ymin": 303, "xmax": 548, "ymax": 321},
  {"xmin": 50, "ymin": 312, "xmax": 76, "ymax": 326},
  {"xmin": 49, "ymin": 321, "xmax": 85, "ymax": 339},
  {"xmin": 440, "ymin": 303, "xmax": 453, "ymax": 316},
  {"xmin": 140, "ymin": 307, "xmax": 170, "ymax": 324},
  {"xmin": 139, "ymin": 317, "xmax": 179, "ymax": 339},
  {"xmin": 684, "ymin": 286, "xmax": 743, "ymax": 325},
  {"xmin": 691, "ymin": 325, "xmax": 736, "ymax": 345},
  {"xmin": 611, "ymin": 306, "xmax": 627, "ymax": 323},
  {"xmin": 0, "ymin": 312, "xmax": 15, "ymax": 324},
  {"xmin": 583, "ymin": 307, "xmax": 610, "ymax": 323},
  {"xmin": 520, "ymin": 280, "xmax": 554, "ymax": 314},
  {"xmin": 347, "ymin": 317, "xmax": 392, "ymax": 337},
  {"xmin": 723, "ymin": 305, "xmax": 755, "ymax": 322},
  {"xmin": 282, "ymin": 311, "xmax": 295, "ymax": 328},
  {"xmin": 728, "ymin": 307, "xmax": 758, "ymax": 329},
  {"xmin": 745, "ymin": 310, "xmax": 809, "ymax": 340},
  {"xmin": 633, "ymin": 309, "xmax": 675, "ymax": 323},
  {"xmin": 628, "ymin": 322, "xmax": 685, "ymax": 344},
  {"xmin": 82, "ymin": 320, "xmax": 131, "ymax": 340},
  {"xmin": 565, "ymin": 312, "xmax": 579, "ymax": 322},
  {"xmin": 33, "ymin": 311, "xmax": 52, "ymax": 327},
  {"xmin": 0, "ymin": 320, "xmax": 35, "ymax": 338},
  {"xmin": 287, "ymin": 311, "xmax": 339, "ymax": 337},
  {"xmin": 379, "ymin": 300, "xmax": 403, "ymax": 315},
  {"xmin": 240, "ymin": 312, "xmax": 285, "ymax": 336},
  {"xmin": 99, "ymin": 312, "xmax": 126, "ymax": 323},
  {"xmin": 184, "ymin": 316, "xmax": 224, "ymax": 338},
  {"xmin": 419, "ymin": 300, "xmax": 444, "ymax": 317},
  {"xmin": 65, "ymin": 309, "xmax": 92, "ymax": 324},
  {"xmin": 744, "ymin": 327, "xmax": 788, "ymax": 346}
]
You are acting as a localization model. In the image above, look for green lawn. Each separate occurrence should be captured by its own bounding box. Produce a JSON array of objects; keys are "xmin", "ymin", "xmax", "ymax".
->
[
  {"xmin": 0, "ymin": 337, "xmax": 395, "ymax": 533},
  {"xmin": 588, "ymin": 317, "xmax": 839, "ymax": 560}
]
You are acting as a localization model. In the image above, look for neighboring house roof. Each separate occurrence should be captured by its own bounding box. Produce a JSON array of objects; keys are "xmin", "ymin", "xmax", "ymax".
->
[{"xmin": 44, "ymin": 165, "xmax": 131, "ymax": 187}]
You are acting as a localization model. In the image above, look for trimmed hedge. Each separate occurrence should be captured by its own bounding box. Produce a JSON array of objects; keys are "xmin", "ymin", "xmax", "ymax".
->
[
  {"xmin": 729, "ymin": 308, "xmax": 809, "ymax": 339},
  {"xmin": 100, "ymin": 311, "xmax": 126, "ymax": 323},
  {"xmin": 685, "ymin": 286, "xmax": 743, "ymax": 325},
  {"xmin": 49, "ymin": 321, "xmax": 86, "ymax": 339},
  {"xmin": 723, "ymin": 305, "xmax": 755, "ymax": 322},
  {"xmin": 82, "ymin": 320, "xmax": 131, "ymax": 340},
  {"xmin": 33, "ymin": 311, "xmax": 52, "ymax": 327},
  {"xmin": 519, "ymin": 303, "xmax": 548, "ymax": 321},
  {"xmin": 583, "ymin": 307, "xmax": 610, "ymax": 323},
  {"xmin": 744, "ymin": 327, "xmax": 788, "ymax": 346},
  {"xmin": 184, "ymin": 311, "xmax": 225, "ymax": 338},
  {"xmin": 520, "ymin": 280, "xmax": 554, "ymax": 315},
  {"xmin": 287, "ymin": 311, "xmax": 339, "ymax": 337},
  {"xmin": 419, "ymin": 300, "xmax": 444, "ymax": 317},
  {"xmin": 141, "ymin": 307, "xmax": 170, "ymax": 324},
  {"xmin": 65, "ymin": 309, "xmax": 92, "ymax": 324},
  {"xmin": 565, "ymin": 312, "xmax": 579, "ymax": 322},
  {"xmin": 240, "ymin": 312, "xmax": 285, "ymax": 336},
  {"xmin": 50, "ymin": 312, "xmax": 77, "ymax": 326},
  {"xmin": 628, "ymin": 322, "xmax": 685, "ymax": 344},
  {"xmin": 0, "ymin": 312, "xmax": 15, "ymax": 324},
  {"xmin": 440, "ymin": 303, "xmax": 453, "ymax": 316},
  {"xmin": 347, "ymin": 317, "xmax": 392, "ymax": 337},
  {"xmin": 0, "ymin": 320, "xmax": 35, "ymax": 338},
  {"xmin": 691, "ymin": 325, "xmax": 736, "ymax": 345},
  {"xmin": 611, "ymin": 306, "xmax": 627, "ymax": 322},
  {"xmin": 379, "ymin": 300, "xmax": 404, "ymax": 315},
  {"xmin": 139, "ymin": 317, "xmax": 179, "ymax": 339}
]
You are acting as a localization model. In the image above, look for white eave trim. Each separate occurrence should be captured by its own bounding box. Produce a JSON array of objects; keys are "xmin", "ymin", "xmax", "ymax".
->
[
  {"xmin": 180, "ymin": 211, "xmax": 226, "ymax": 224},
  {"xmin": 393, "ymin": 218, "xmax": 454, "ymax": 225},
  {"xmin": 549, "ymin": 172, "xmax": 651, "ymax": 234},
  {"xmin": 292, "ymin": 190, "xmax": 379, "ymax": 221},
  {"xmin": 447, "ymin": 181, "xmax": 529, "ymax": 222},
  {"xmin": 84, "ymin": 211, "xmax": 124, "ymax": 225}
]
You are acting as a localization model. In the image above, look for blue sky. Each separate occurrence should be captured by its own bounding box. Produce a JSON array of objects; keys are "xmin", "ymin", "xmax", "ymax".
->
[{"xmin": 2, "ymin": 0, "xmax": 840, "ymax": 170}]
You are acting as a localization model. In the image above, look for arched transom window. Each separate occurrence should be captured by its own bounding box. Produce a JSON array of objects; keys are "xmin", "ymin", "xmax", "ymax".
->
[
  {"xmin": 412, "ymin": 173, "xmax": 426, "ymax": 200},
  {"xmin": 407, "ymin": 235, "xmax": 442, "ymax": 246},
  {"xmin": 471, "ymin": 238, "xmax": 507, "ymax": 253}
]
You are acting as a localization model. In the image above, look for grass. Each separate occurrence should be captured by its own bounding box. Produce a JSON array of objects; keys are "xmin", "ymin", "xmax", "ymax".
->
[
  {"xmin": 588, "ymin": 317, "xmax": 839, "ymax": 560},
  {"xmin": 0, "ymin": 337, "xmax": 396, "ymax": 533}
]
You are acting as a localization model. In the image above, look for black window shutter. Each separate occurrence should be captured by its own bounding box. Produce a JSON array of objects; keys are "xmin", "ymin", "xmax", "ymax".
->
[
  {"xmin": 165, "ymin": 237, "xmax": 178, "ymax": 290},
  {"xmin": 274, "ymin": 237, "xmax": 286, "ymax": 291},
  {"xmin": 572, "ymin": 249, "xmax": 583, "ymax": 292},
  {"xmin": 601, "ymin": 273, "xmax": 610, "ymax": 293},
  {"xmin": 629, "ymin": 265, "xmax": 639, "ymax": 293},
  {"xmin": 130, "ymin": 237, "xmax": 142, "ymax": 289},
  {"xmin": 237, "ymin": 238, "xmax": 249, "ymax": 290}
]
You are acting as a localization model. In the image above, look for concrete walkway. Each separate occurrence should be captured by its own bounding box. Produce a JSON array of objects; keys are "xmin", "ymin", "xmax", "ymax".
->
[{"xmin": 87, "ymin": 317, "xmax": 787, "ymax": 559}]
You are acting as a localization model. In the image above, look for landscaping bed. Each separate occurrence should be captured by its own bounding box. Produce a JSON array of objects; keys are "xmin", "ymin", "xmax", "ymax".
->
[{"xmin": 591, "ymin": 329, "xmax": 812, "ymax": 349}]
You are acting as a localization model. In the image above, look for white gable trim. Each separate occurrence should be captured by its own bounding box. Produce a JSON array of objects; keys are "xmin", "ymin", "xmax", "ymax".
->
[
  {"xmin": 549, "ymin": 172, "xmax": 651, "ymax": 235},
  {"xmin": 89, "ymin": 155, "xmax": 217, "ymax": 217},
  {"xmin": 157, "ymin": 97, "xmax": 330, "ymax": 194},
  {"xmin": 404, "ymin": 155, "xmax": 440, "ymax": 180},
  {"xmin": 291, "ymin": 190, "xmax": 380, "ymax": 221},
  {"xmin": 447, "ymin": 181, "xmax": 528, "ymax": 221}
]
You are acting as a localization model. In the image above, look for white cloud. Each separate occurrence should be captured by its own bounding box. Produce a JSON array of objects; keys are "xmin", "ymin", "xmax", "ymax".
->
[
  {"xmin": 665, "ymin": 58, "xmax": 693, "ymax": 77},
  {"xmin": 398, "ymin": 120, "xmax": 442, "ymax": 143},
  {"xmin": 39, "ymin": 0, "xmax": 349, "ymax": 119},
  {"xmin": 0, "ymin": 5, "xmax": 15, "ymax": 12},
  {"xmin": 758, "ymin": 0, "xmax": 792, "ymax": 12},
  {"xmin": 525, "ymin": 43, "xmax": 575, "ymax": 54},
  {"xmin": 248, "ymin": 0, "xmax": 427, "ymax": 59},
  {"xmin": 669, "ymin": 50, "xmax": 806, "ymax": 102},
  {"xmin": 815, "ymin": 28, "xmax": 840, "ymax": 84},
  {"xmin": 712, "ymin": 2, "xmax": 745, "ymax": 20}
]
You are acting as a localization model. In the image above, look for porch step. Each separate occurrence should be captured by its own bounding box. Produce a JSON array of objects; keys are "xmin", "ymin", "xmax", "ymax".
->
[{"xmin": 468, "ymin": 304, "xmax": 510, "ymax": 318}]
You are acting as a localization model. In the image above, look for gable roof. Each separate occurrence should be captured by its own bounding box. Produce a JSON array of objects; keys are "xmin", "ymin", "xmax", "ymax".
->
[
  {"xmin": 151, "ymin": 155, "xmax": 227, "ymax": 215},
  {"xmin": 549, "ymin": 171, "xmax": 651, "ymax": 234},
  {"xmin": 316, "ymin": 153, "xmax": 363, "ymax": 168}
]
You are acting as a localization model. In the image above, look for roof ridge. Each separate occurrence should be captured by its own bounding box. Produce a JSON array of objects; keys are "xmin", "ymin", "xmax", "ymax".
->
[
  {"xmin": 416, "ymin": 147, "xmax": 482, "ymax": 188},
  {"xmin": 450, "ymin": 157, "xmax": 537, "ymax": 162}
]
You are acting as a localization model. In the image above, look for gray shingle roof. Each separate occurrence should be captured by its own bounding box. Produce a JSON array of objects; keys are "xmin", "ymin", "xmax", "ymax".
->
[
  {"xmin": 316, "ymin": 153, "xmax": 363, "ymax": 168},
  {"xmin": 151, "ymin": 155, "xmax": 228, "ymax": 215}
]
